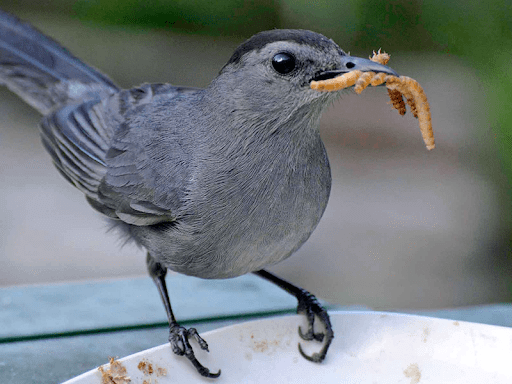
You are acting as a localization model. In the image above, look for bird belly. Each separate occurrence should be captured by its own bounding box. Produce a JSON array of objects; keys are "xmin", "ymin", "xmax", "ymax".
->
[
  {"xmin": 161, "ymin": 165, "xmax": 330, "ymax": 278},
  {"xmin": 169, "ymin": 197, "xmax": 328, "ymax": 279}
]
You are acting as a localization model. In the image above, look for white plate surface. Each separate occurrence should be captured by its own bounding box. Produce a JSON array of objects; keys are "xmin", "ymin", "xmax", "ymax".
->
[{"xmin": 63, "ymin": 311, "xmax": 512, "ymax": 383}]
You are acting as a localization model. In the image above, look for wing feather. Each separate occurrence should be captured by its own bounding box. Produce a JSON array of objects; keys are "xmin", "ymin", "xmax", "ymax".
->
[{"xmin": 41, "ymin": 83, "xmax": 199, "ymax": 226}]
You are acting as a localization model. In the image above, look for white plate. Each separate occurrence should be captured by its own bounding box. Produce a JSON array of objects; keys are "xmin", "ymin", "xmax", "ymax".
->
[{"xmin": 63, "ymin": 311, "xmax": 512, "ymax": 383}]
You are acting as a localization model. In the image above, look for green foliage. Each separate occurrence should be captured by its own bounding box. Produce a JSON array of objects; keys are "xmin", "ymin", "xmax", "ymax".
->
[
  {"xmin": 72, "ymin": 0, "xmax": 279, "ymax": 35},
  {"xmin": 351, "ymin": 0, "xmax": 436, "ymax": 51}
]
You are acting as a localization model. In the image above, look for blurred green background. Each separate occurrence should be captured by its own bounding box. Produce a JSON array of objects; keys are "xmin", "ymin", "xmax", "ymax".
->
[{"xmin": 1, "ymin": 0, "xmax": 511, "ymax": 308}]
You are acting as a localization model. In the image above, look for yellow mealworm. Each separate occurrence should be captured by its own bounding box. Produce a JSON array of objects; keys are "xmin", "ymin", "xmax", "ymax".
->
[
  {"xmin": 310, "ymin": 70, "xmax": 361, "ymax": 91},
  {"xmin": 370, "ymin": 49, "xmax": 390, "ymax": 66},
  {"xmin": 309, "ymin": 49, "xmax": 434, "ymax": 150},
  {"xmin": 388, "ymin": 89, "xmax": 406, "ymax": 116},
  {"xmin": 385, "ymin": 76, "xmax": 434, "ymax": 150},
  {"xmin": 354, "ymin": 71, "xmax": 375, "ymax": 94}
]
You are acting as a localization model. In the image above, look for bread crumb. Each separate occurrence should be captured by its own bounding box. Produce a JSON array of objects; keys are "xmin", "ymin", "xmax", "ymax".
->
[
  {"xmin": 137, "ymin": 358, "xmax": 167, "ymax": 383},
  {"xmin": 156, "ymin": 366, "xmax": 167, "ymax": 377},
  {"xmin": 137, "ymin": 360, "xmax": 154, "ymax": 375},
  {"xmin": 98, "ymin": 357, "xmax": 131, "ymax": 384}
]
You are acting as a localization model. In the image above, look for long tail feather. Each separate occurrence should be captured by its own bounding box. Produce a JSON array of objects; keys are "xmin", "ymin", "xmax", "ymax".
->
[{"xmin": 0, "ymin": 10, "xmax": 119, "ymax": 114}]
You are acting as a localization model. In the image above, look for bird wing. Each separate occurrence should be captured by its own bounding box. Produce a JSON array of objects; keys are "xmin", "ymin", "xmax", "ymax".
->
[{"xmin": 41, "ymin": 83, "xmax": 200, "ymax": 226}]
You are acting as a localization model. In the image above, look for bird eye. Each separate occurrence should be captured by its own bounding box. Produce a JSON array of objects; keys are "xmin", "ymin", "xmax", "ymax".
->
[{"xmin": 271, "ymin": 52, "xmax": 296, "ymax": 75}]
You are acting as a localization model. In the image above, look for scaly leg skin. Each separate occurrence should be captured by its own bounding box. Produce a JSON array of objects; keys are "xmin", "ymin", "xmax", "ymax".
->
[
  {"xmin": 147, "ymin": 253, "xmax": 221, "ymax": 378},
  {"xmin": 254, "ymin": 270, "xmax": 334, "ymax": 363}
]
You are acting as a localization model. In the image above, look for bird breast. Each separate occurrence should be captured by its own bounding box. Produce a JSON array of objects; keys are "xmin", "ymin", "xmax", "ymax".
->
[{"xmin": 167, "ymin": 130, "xmax": 332, "ymax": 279}]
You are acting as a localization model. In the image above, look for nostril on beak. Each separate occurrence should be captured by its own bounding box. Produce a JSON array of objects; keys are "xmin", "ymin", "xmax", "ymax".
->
[{"xmin": 346, "ymin": 62, "xmax": 355, "ymax": 69}]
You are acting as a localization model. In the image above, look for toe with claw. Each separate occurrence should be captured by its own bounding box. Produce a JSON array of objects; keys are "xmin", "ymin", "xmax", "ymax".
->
[
  {"xmin": 296, "ymin": 291, "xmax": 334, "ymax": 363},
  {"xmin": 253, "ymin": 270, "xmax": 335, "ymax": 364},
  {"xmin": 168, "ymin": 323, "xmax": 221, "ymax": 378}
]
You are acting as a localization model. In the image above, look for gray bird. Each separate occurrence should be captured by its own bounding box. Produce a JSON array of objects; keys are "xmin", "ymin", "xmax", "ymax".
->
[{"xmin": 0, "ymin": 10, "xmax": 398, "ymax": 377}]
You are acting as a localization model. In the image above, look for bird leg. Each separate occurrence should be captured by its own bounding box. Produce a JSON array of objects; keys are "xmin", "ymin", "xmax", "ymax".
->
[
  {"xmin": 253, "ymin": 269, "xmax": 334, "ymax": 363},
  {"xmin": 146, "ymin": 253, "xmax": 221, "ymax": 378}
]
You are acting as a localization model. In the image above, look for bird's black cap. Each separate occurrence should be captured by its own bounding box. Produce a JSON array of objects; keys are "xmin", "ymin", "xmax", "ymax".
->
[{"xmin": 226, "ymin": 29, "xmax": 344, "ymax": 66}]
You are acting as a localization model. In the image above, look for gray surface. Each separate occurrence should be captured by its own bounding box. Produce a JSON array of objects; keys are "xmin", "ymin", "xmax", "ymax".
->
[{"xmin": 0, "ymin": 274, "xmax": 298, "ymax": 339}]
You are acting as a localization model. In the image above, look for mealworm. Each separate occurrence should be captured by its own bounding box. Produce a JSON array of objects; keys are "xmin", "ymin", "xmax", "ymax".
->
[
  {"xmin": 309, "ymin": 50, "xmax": 435, "ymax": 150},
  {"xmin": 388, "ymin": 89, "xmax": 406, "ymax": 116},
  {"xmin": 370, "ymin": 49, "xmax": 390, "ymax": 66},
  {"xmin": 385, "ymin": 75, "xmax": 434, "ymax": 150}
]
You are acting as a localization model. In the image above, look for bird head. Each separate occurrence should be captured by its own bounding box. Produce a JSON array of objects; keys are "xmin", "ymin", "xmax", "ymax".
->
[{"xmin": 212, "ymin": 29, "xmax": 398, "ymax": 118}]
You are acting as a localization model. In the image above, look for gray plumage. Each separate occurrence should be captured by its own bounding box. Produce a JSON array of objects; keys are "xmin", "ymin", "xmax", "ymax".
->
[
  {"xmin": 40, "ymin": 36, "xmax": 339, "ymax": 279},
  {"xmin": 2, "ymin": 16, "xmax": 341, "ymax": 278},
  {"xmin": 0, "ymin": 10, "xmax": 399, "ymax": 376}
]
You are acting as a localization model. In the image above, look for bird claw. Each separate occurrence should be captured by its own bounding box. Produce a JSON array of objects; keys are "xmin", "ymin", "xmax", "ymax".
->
[
  {"xmin": 296, "ymin": 291, "xmax": 334, "ymax": 363},
  {"xmin": 168, "ymin": 323, "xmax": 221, "ymax": 378},
  {"xmin": 298, "ymin": 324, "xmax": 325, "ymax": 342}
]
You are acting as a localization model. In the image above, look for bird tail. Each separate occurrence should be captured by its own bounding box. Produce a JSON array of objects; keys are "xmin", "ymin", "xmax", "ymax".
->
[{"xmin": 0, "ymin": 9, "xmax": 119, "ymax": 115}]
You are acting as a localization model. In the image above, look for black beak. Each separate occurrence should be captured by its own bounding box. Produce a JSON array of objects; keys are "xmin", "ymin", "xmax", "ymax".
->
[{"xmin": 312, "ymin": 55, "xmax": 399, "ymax": 82}]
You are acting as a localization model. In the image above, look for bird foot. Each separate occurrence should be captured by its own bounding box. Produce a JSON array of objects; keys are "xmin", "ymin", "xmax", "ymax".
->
[
  {"xmin": 296, "ymin": 291, "xmax": 334, "ymax": 363},
  {"xmin": 168, "ymin": 323, "xmax": 221, "ymax": 378}
]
